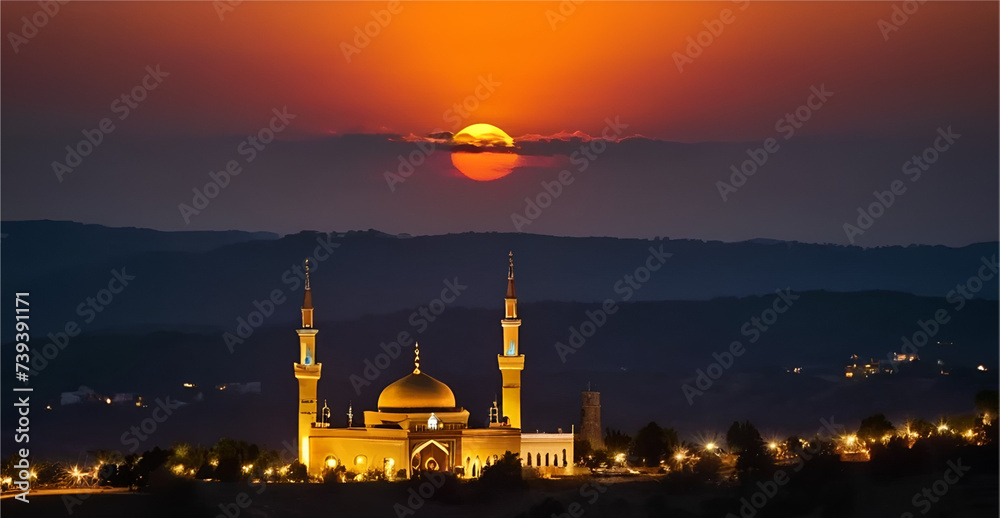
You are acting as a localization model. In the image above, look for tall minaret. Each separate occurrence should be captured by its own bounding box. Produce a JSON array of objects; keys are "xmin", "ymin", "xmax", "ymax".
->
[
  {"xmin": 293, "ymin": 260, "xmax": 321, "ymax": 468},
  {"xmin": 497, "ymin": 251, "xmax": 524, "ymax": 429}
]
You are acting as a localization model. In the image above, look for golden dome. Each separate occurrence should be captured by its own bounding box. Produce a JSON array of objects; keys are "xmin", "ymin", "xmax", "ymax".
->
[{"xmin": 377, "ymin": 372, "xmax": 456, "ymax": 410}]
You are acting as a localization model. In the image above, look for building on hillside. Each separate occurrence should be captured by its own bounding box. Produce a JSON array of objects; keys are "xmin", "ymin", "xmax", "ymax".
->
[{"xmin": 292, "ymin": 252, "xmax": 573, "ymax": 478}]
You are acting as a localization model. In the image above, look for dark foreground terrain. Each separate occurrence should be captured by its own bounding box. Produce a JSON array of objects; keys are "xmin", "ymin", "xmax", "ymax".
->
[{"xmin": 4, "ymin": 464, "xmax": 997, "ymax": 518}]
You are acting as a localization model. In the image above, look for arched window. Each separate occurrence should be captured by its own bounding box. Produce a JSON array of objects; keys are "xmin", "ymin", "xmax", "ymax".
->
[
  {"xmin": 427, "ymin": 413, "xmax": 439, "ymax": 431},
  {"xmin": 545, "ymin": 453, "xmax": 549, "ymax": 466},
  {"xmin": 527, "ymin": 452, "xmax": 532, "ymax": 466},
  {"xmin": 536, "ymin": 453, "xmax": 541, "ymax": 466},
  {"xmin": 562, "ymin": 449, "xmax": 567, "ymax": 466}
]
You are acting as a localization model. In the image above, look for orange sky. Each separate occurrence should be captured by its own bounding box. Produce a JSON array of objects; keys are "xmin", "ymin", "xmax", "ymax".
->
[{"xmin": 2, "ymin": 1, "xmax": 997, "ymax": 141}]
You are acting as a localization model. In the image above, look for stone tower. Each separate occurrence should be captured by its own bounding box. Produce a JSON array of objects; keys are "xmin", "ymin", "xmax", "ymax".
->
[{"xmin": 581, "ymin": 389, "xmax": 603, "ymax": 450}]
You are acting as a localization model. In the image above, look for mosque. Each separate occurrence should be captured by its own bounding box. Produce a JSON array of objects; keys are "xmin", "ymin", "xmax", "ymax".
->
[{"xmin": 292, "ymin": 252, "xmax": 574, "ymax": 478}]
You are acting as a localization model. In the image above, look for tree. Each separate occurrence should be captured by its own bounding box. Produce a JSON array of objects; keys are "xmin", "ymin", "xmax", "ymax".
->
[
  {"xmin": 975, "ymin": 389, "xmax": 998, "ymax": 419},
  {"xmin": 632, "ymin": 422, "xmax": 665, "ymax": 466},
  {"xmin": 632, "ymin": 422, "xmax": 679, "ymax": 467},
  {"xmin": 725, "ymin": 421, "xmax": 773, "ymax": 480},
  {"xmin": 287, "ymin": 461, "xmax": 308, "ymax": 482},
  {"xmin": 604, "ymin": 428, "xmax": 632, "ymax": 455},
  {"xmin": 785, "ymin": 435, "xmax": 802, "ymax": 454},
  {"xmin": 479, "ymin": 451, "xmax": 523, "ymax": 490},
  {"xmin": 360, "ymin": 467, "xmax": 386, "ymax": 482},
  {"xmin": 692, "ymin": 452, "xmax": 722, "ymax": 481},
  {"xmin": 857, "ymin": 414, "xmax": 895, "ymax": 443},
  {"xmin": 134, "ymin": 447, "xmax": 170, "ymax": 488},
  {"xmin": 573, "ymin": 438, "xmax": 592, "ymax": 463},
  {"xmin": 908, "ymin": 419, "xmax": 935, "ymax": 438}
]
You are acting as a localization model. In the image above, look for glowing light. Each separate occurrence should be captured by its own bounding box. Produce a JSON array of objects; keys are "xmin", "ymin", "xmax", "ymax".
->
[
  {"xmin": 705, "ymin": 443, "xmax": 716, "ymax": 451},
  {"xmin": 355, "ymin": 455, "xmax": 367, "ymax": 466},
  {"xmin": 937, "ymin": 424, "xmax": 949, "ymax": 433},
  {"xmin": 977, "ymin": 365, "xmax": 987, "ymax": 371},
  {"xmin": 768, "ymin": 442, "xmax": 777, "ymax": 450},
  {"xmin": 326, "ymin": 457, "xmax": 338, "ymax": 469},
  {"xmin": 965, "ymin": 429, "xmax": 974, "ymax": 437},
  {"xmin": 614, "ymin": 453, "xmax": 626, "ymax": 463},
  {"xmin": 210, "ymin": 459, "xmax": 219, "ymax": 467},
  {"xmin": 242, "ymin": 464, "xmax": 253, "ymax": 474},
  {"xmin": 674, "ymin": 453, "xmax": 685, "ymax": 461},
  {"xmin": 172, "ymin": 464, "xmax": 185, "ymax": 475},
  {"xmin": 453, "ymin": 123, "xmax": 515, "ymax": 148},
  {"xmin": 105, "ymin": 398, "xmax": 112, "ymax": 404}
]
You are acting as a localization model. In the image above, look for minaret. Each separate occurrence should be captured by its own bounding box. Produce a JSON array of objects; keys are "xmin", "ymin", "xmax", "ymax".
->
[
  {"xmin": 293, "ymin": 260, "xmax": 321, "ymax": 469},
  {"xmin": 497, "ymin": 251, "xmax": 525, "ymax": 429}
]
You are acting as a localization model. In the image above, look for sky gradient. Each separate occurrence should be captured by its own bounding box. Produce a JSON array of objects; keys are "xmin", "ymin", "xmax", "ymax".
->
[{"xmin": 2, "ymin": 1, "xmax": 997, "ymax": 245}]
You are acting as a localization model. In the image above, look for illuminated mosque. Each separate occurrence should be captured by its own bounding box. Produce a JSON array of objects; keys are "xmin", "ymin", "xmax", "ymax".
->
[{"xmin": 292, "ymin": 252, "xmax": 574, "ymax": 478}]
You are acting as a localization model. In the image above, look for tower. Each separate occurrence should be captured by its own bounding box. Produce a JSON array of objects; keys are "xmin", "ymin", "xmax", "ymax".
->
[
  {"xmin": 497, "ymin": 251, "xmax": 524, "ymax": 429},
  {"xmin": 293, "ymin": 260, "xmax": 321, "ymax": 468},
  {"xmin": 581, "ymin": 388, "xmax": 604, "ymax": 450}
]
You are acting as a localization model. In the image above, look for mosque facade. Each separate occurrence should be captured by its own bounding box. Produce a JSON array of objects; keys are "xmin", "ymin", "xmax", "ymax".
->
[{"xmin": 293, "ymin": 253, "xmax": 574, "ymax": 478}]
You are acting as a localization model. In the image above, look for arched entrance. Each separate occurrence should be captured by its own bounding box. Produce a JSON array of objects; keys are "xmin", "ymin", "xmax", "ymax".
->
[{"xmin": 410, "ymin": 440, "xmax": 450, "ymax": 474}]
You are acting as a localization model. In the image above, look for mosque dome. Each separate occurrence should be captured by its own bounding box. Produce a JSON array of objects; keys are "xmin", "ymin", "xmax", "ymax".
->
[
  {"xmin": 377, "ymin": 343, "xmax": 457, "ymax": 410},
  {"xmin": 377, "ymin": 371, "xmax": 456, "ymax": 410}
]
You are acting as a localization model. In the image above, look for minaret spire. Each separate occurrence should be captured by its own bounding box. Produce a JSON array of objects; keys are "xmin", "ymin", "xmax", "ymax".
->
[
  {"xmin": 498, "ymin": 250, "xmax": 524, "ymax": 429},
  {"xmin": 413, "ymin": 342, "xmax": 421, "ymax": 374},
  {"xmin": 301, "ymin": 259, "xmax": 314, "ymax": 328},
  {"xmin": 293, "ymin": 257, "xmax": 321, "ymax": 471},
  {"xmin": 506, "ymin": 251, "xmax": 516, "ymax": 298}
]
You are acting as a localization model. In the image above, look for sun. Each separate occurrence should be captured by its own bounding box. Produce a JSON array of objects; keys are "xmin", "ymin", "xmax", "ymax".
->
[
  {"xmin": 450, "ymin": 123, "xmax": 519, "ymax": 181},
  {"xmin": 452, "ymin": 123, "xmax": 515, "ymax": 148},
  {"xmin": 451, "ymin": 152, "xmax": 520, "ymax": 182}
]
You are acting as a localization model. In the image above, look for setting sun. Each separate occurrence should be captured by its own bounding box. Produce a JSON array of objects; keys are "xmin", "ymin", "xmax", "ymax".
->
[
  {"xmin": 451, "ymin": 123, "xmax": 518, "ymax": 181},
  {"xmin": 453, "ymin": 123, "xmax": 515, "ymax": 148}
]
